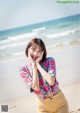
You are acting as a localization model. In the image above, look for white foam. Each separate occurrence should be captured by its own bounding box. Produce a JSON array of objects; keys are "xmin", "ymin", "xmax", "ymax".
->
[
  {"xmin": 46, "ymin": 28, "xmax": 80, "ymax": 39},
  {"xmin": 0, "ymin": 32, "xmax": 37, "ymax": 44},
  {"xmin": 0, "ymin": 40, "xmax": 80, "ymax": 63},
  {"xmin": 47, "ymin": 39, "xmax": 80, "ymax": 50},
  {"xmin": 0, "ymin": 41, "xmax": 28, "ymax": 50},
  {"xmin": 0, "ymin": 52, "xmax": 25, "ymax": 63},
  {"xmin": 11, "ymin": 52, "xmax": 25, "ymax": 56},
  {"xmin": 32, "ymin": 27, "xmax": 46, "ymax": 32},
  {"xmin": 0, "ymin": 54, "xmax": 5, "ymax": 57},
  {"xmin": 0, "ymin": 57, "xmax": 24, "ymax": 63}
]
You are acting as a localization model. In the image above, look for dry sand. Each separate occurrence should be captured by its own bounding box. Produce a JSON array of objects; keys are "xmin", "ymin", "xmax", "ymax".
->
[{"xmin": 0, "ymin": 82, "xmax": 80, "ymax": 113}]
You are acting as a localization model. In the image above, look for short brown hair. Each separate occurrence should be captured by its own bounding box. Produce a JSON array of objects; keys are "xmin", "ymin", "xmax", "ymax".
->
[{"xmin": 25, "ymin": 38, "xmax": 47, "ymax": 62}]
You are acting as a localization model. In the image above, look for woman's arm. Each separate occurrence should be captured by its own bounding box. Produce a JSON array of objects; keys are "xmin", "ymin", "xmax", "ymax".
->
[
  {"xmin": 28, "ymin": 50, "xmax": 40, "ymax": 91},
  {"xmin": 36, "ymin": 62, "xmax": 55, "ymax": 86},
  {"xmin": 31, "ymin": 63, "xmax": 40, "ymax": 91}
]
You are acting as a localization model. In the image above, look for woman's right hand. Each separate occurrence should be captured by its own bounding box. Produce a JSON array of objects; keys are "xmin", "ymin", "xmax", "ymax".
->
[{"xmin": 28, "ymin": 49, "xmax": 36, "ymax": 67}]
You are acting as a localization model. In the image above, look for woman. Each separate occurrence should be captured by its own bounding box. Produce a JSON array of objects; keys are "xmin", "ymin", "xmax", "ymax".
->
[{"xmin": 19, "ymin": 38, "xmax": 69, "ymax": 113}]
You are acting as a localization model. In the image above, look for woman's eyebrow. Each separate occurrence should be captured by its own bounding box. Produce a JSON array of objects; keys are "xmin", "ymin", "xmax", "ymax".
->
[
  {"xmin": 31, "ymin": 46, "xmax": 36, "ymax": 49},
  {"xmin": 31, "ymin": 45, "xmax": 42, "ymax": 51},
  {"xmin": 31, "ymin": 46, "xmax": 37, "ymax": 49}
]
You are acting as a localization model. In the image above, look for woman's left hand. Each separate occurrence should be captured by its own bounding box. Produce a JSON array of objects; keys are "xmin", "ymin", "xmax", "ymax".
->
[{"xmin": 36, "ymin": 51, "xmax": 44, "ymax": 63}]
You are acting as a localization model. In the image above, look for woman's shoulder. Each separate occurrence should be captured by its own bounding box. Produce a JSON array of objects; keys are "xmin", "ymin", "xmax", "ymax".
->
[
  {"xmin": 44, "ymin": 57, "xmax": 55, "ymax": 62},
  {"xmin": 42, "ymin": 57, "xmax": 55, "ymax": 68}
]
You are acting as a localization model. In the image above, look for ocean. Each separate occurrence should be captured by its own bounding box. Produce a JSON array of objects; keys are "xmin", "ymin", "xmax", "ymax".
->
[
  {"xmin": 0, "ymin": 14, "xmax": 80, "ymax": 103},
  {"xmin": 0, "ymin": 14, "xmax": 80, "ymax": 63}
]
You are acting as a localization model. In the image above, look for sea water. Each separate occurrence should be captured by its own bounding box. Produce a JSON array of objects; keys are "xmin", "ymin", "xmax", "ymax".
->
[{"xmin": 0, "ymin": 14, "xmax": 80, "ymax": 62}]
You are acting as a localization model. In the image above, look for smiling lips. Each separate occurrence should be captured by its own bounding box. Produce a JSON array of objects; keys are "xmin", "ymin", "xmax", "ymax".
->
[{"xmin": 31, "ymin": 54, "xmax": 38, "ymax": 60}]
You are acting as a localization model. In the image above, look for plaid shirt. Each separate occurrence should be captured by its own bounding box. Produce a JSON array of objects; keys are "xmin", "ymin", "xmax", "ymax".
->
[{"xmin": 19, "ymin": 57, "xmax": 59, "ymax": 99}]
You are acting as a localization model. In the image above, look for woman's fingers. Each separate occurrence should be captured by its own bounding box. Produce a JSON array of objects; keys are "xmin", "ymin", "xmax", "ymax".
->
[
  {"xmin": 36, "ymin": 51, "xmax": 44, "ymax": 63},
  {"xmin": 41, "ymin": 51, "xmax": 44, "ymax": 58},
  {"xmin": 28, "ymin": 50, "xmax": 35, "ymax": 64}
]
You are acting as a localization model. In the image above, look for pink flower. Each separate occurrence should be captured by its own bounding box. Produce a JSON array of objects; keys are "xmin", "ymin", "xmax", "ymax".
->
[
  {"xmin": 44, "ymin": 61, "xmax": 48, "ymax": 68},
  {"xmin": 34, "ymin": 90, "xmax": 40, "ymax": 94},
  {"xmin": 43, "ymin": 86, "xmax": 49, "ymax": 92},
  {"xmin": 50, "ymin": 60, "xmax": 55, "ymax": 65},
  {"xmin": 20, "ymin": 72, "xmax": 26, "ymax": 78},
  {"xmin": 24, "ymin": 78, "xmax": 31, "ymax": 83},
  {"xmin": 49, "ymin": 66, "xmax": 54, "ymax": 70},
  {"xmin": 23, "ymin": 67, "xmax": 30, "ymax": 73},
  {"xmin": 51, "ymin": 84, "xmax": 56, "ymax": 88},
  {"xmin": 39, "ymin": 78, "xmax": 44, "ymax": 86}
]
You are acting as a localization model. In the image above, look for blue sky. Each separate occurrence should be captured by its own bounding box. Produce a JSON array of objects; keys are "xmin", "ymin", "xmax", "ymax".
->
[{"xmin": 0, "ymin": 0, "xmax": 80, "ymax": 31}]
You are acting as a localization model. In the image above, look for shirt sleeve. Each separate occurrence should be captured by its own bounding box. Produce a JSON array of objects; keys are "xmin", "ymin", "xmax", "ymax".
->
[
  {"xmin": 48, "ymin": 57, "xmax": 56, "ymax": 77},
  {"xmin": 19, "ymin": 66, "xmax": 33, "ymax": 92},
  {"xmin": 19, "ymin": 66, "xmax": 41, "ymax": 94}
]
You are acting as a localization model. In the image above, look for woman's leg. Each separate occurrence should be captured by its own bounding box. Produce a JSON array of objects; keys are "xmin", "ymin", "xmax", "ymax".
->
[
  {"xmin": 36, "ymin": 97, "xmax": 55, "ymax": 113},
  {"xmin": 37, "ymin": 110, "xmax": 50, "ymax": 113},
  {"xmin": 36, "ymin": 101, "xmax": 51, "ymax": 113},
  {"xmin": 36, "ymin": 91, "xmax": 69, "ymax": 113},
  {"xmin": 53, "ymin": 91, "xmax": 69, "ymax": 113},
  {"xmin": 56, "ymin": 104, "xmax": 69, "ymax": 113}
]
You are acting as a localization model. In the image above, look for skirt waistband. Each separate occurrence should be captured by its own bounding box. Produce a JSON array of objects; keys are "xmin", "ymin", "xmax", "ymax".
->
[{"xmin": 37, "ymin": 86, "xmax": 61, "ymax": 99}]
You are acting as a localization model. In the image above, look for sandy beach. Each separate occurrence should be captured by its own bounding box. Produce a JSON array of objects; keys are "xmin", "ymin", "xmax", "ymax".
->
[
  {"xmin": 0, "ymin": 82, "xmax": 80, "ymax": 113},
  {"xmin": 0, "ymin": 44, "xmax": 80, "ymax": 113}
]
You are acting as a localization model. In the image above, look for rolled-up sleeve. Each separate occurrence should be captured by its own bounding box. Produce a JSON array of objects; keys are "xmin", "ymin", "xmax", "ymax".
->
[
  {"xmin": 48, "ymin": 57, "xmax": 56, "ymax": 77},
  {"xmin": 19, "ymin": 66, "xmax": 33, "ymax": 92},
  {"xmin": 19, "ymin": 66, "xmax": 41, "ymax": 94}
]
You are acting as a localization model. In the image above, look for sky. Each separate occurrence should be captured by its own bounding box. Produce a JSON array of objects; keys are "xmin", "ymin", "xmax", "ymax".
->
[{"xmin": 0, "ymin": 0, "xmax": 80, "ymax": 31}]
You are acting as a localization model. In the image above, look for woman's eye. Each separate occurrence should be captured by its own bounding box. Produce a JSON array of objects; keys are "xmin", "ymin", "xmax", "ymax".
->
[
  {"xmin": 33, "ymin": 49, "xmax": 35, "ymax": 52},
  {"xmin": 31, "ymin": 48, "xmax": 41, "ymax": 53},
  {"xmin": 31, "ymin": 48, "xmax": 35, "ymax": 51}
]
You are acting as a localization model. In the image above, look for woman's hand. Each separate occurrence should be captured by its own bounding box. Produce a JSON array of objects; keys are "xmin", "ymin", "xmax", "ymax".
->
[
  {"xmin": 36, "ymin": 51, "xmax": 44, "ymax": 63},
  {"xmin": 28, "ymin": 49, "xmax": 36, "ymax": 66}
]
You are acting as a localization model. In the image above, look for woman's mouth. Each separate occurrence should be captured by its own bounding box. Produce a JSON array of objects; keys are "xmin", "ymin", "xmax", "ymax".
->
[{"xmin": 31, "ymin": 54, "xmax": 38, "ymax": 60}]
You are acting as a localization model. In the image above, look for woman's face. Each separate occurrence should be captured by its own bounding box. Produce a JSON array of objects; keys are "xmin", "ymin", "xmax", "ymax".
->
[{"xmin": 28, "ymin": 44, "xmax": 43, "ymax": 60}]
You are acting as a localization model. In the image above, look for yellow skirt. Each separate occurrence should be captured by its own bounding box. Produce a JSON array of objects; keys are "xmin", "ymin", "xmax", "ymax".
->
[{"xmin": 36, "ymin": 91, "xmax": 69, "ymax": 113}]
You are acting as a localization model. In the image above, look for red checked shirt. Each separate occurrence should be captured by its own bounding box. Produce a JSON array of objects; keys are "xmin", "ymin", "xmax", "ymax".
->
[{"xmin": 19, "ymin": 57, "xmax": 59, "ymax": 99}]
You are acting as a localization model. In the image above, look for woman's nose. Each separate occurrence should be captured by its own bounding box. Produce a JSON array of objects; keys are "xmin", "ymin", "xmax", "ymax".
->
[{"xmin": 34, "ymin": 52, "xmax": 37, "ymax": 55}]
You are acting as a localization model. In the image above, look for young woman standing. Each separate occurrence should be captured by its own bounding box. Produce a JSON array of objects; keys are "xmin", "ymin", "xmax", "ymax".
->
[{"xmin": 19, "ymin": 38, "xmax": 69, "ymax": 113}]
